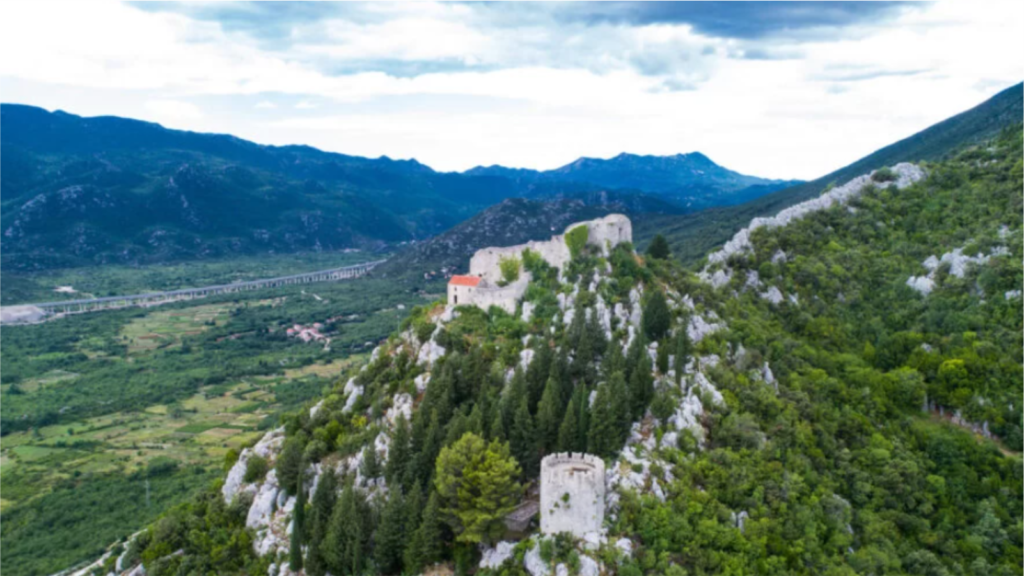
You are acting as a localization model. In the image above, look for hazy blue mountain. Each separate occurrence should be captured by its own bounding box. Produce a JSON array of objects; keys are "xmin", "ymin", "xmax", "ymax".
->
[
  {"xmin": 0, "ymin": 104, "xmax": 789, "ymax": 271},
  {"xmin": 466, "ymin": 151, "xmax": 802, "ymax": 206}
]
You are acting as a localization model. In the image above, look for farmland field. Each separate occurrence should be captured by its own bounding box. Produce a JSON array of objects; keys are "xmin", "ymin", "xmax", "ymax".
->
[{"xmin": 0, "ymin": 254, "xmax": 438, "ymax": 575}]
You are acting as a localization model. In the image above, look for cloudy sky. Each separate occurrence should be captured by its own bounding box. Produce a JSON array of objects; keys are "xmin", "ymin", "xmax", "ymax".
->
[{"xmin": 0, "ymin": 1, "xmax": 1020, "ymax": 179}]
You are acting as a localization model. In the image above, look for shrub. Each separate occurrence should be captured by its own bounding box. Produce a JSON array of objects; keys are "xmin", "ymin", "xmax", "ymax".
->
[
  {"xmin": 871, "ymin": 166, "xmax": 896, "ymax": 182},
  {"xmin": 521, "ymin": 248, "xmax": 545, "ymax": 273},
  {"xmin": 565, "ymin": 225, "xmax": 589, "ymax": 259},
  {"xmin": 243, "ymin": 455, "xmax": 269, "ymax": 483},
  {"xmin": 498, "ymin": 254, "xmax": 522, "ymax": 286}
]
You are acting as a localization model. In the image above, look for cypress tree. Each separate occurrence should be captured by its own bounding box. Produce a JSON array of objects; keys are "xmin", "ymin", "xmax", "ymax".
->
[
  {"xmin": 510, "ymin": 395, "xmax": 539, "ymax": 477},
  {"xmin": 525, "ymin": 338, "xmax": 553, "ymax": 410},
  {"xmin": 384, "ymin": 414, "xmax": 410, "ymax": 488},
  {"xmin": 587, "ymin": 380, "xmax": 618, "ymax": 457},
  {"xmin": 629, "ymin": 353, "xmax": 654, "ymax": 421},
  {"xmin": 323, "ymin": 480, "xmax": 372, "ymax": 576},
  {"xmin": 289, "ymin": 464, "xmax": 306, "ymax": 571},
  {"xmin": 442, "ymin": 409, "xmax": 469, "ymax": 448},
  {"xmin": 360, "ymin": 444, "xmax": 380, "ymax": 481},
  {"xmin": 606, "ymin": 371, "xmax": 631, "ymax": 445},
  {"xmin": 603, "ymin": 334, "xmax": 626, "ymax": 380},
  {"xmin": 646, "ymin": 234, "xmax": 671, "ymax": 259},
  {"xmin": 656, "ymin": 340, "xmax": 670, "ymax": 374},
  {"xmin": 305, "ymin": 470, "xmax": 337, "ymax": 576},
  {"xmin": 466, "ymin": 402, "xmax": 485, "ymax": 437},
  {"xmin": 489, "ymin": 401, "xmax": 507, "ymax": 441},
  {"xmin": 405, "ymin": 491, "xmax": 446, "ymax": 574},
  {"xmin": 557, "ymin": 387, "xmax": 581, "ymax": 452},
  {"xmin": 674, "ymin": 328, "xmax": 692, "ymax": 384},
  {"xmin": 375, "ymin": 488, "xmax": 407, "ymax": 575},
  {"xmin": 413, "ymin": 410, "xmax": 443, "ymax": 488},
  {"xmin": 536, "ymin": 376, "xmax": 563, "ymax": 452},
  {"xmin": 642, "ymin": 289, "xmax": 671, "ymax": 342}
]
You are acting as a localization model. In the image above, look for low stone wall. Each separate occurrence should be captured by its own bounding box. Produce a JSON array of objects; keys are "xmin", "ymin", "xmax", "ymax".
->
[{"xmin": 540, "ymin": 452, "xmax": 606, "ymax": 537}]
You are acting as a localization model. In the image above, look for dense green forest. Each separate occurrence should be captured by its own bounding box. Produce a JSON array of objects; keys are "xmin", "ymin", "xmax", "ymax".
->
[{"xmin": 113, "ymin": 130, "xmax": 1022, "ymax": 576}]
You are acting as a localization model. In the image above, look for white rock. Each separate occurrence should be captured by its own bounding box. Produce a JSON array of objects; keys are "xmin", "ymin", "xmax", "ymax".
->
[
  {"xmin": 1006, "ymin": 289, "xmax": 1022, "ymax": 300},
  {"xmin": 704, "ymin": 163, "xmax": 925, "ymax": 268},
  {"xmin": 906, "ymin": 276, "xmax": 935, "ymax": 296},
  {"xmin": 386, "ymin": 393, "xmax": 413, "ymax": 424},
  {"xmin": 414, "ymin": 373, "xmax": 430, "ymax": 393},
  {"xmin": 771, "ymin": 250, "xmax": 788, "ymax": 264},
  {"xmin": 522, "ymin": 301, "xmax": 535, "ymax": 323},
  {"xmin": 687, "ymin": 315, "xmax": 724, "ymax": 343},
  {"xmin": 615, "ymin": 538, "xmax": 633, "ymax": 556},
  {"xmin": 760, "ymin": 286, "xmax": 784, "ymax": 305},
  {"xmin": 246, "ymin": 470, "xmax": 280, "ymax": 530},
  {"xmin": 342, "ymin": 385, "xmax": 363, "ymax": 413},
  {"xmin": 524, "ymin": 542, "xmax": 550, "ymax": 576},
  {"xmin": 556, "ymin": 564, "xmax": 570, "ymax": 576},
  {"xmin": 520, "ymin": 348, "xmax": 536, "ymax": 371},
  {"xmin": 480, "ymin": 541, "xmax": 516, "ymax": 569},
  {"xmin": 309, "ymin": 400, "xmax": 324, "ymax": 419},
  {"xmin": 579, "ymin": 555, "xmax": 600, "ymax": 576}
]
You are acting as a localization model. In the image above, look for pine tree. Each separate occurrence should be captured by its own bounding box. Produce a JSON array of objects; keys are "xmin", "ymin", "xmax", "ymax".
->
[
  {"xmin": 489, "ymin": 401, "xmax": 507, "ymax": 442},
  {"xmin": 646, "ymin": 234, "xmax": 671, "ymax": 260},
  {"xmin": 289, "ymin": 463, "xmax": 306, "ymax": 571},
  {"xmin": 642, "ymin": 289, "xmax": 671, "ymax": 342},
  {"xmin": 510, "ymin": 395, "xmax": 538, "ymax": 477},
  {"xmin": 305, "ymin": 470, "xmax": 337, "ymax": 576},
  {"xmin": 375, "ymin": 488, "xmax": 407, "ymax": 575},
  {"xmin": 384, "ymin": 414, "xmax": 410, "ymax": 488},
  {"xmin": 434, "ymin": 433, "xmax": 522, "ymax": 544},
  {"xmin": 405, "ymin": 491, "xmax": 446, "ymax": 573},
  {"xmin": 536, "ymin": 376, "xmax": 563, "ymax": 452}
]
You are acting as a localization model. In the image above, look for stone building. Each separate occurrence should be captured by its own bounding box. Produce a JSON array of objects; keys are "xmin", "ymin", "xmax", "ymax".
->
[
  {"xmin": 540, "ymin": 452, "xmax": 605, "ymax": 537},
  {"xmin": 448, "ymin": 214, "xmax": 632, "ymax": 313}
]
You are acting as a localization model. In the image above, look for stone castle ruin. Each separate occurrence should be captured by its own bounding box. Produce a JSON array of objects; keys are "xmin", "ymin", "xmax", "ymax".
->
[
  {"xmin": 448, "ymin": 214, "xmax": 632, "ymax": 313},
  {"xmin": 540, "ymin": 452, "xmax": 606, "ymax": 537}
]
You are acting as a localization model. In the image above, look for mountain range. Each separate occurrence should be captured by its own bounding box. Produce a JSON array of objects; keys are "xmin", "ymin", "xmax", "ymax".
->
[{"xmin": 1, "ymin": 105, "xmax": 790, "ymax": 272}]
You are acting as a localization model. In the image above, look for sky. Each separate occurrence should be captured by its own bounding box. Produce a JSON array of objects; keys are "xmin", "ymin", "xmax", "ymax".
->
[{"xmin": 0, "ymin": 1, "xmax": 1021, "ymax": 179}]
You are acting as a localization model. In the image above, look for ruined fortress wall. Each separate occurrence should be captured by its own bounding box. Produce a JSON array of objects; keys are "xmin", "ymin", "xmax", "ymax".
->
[
  {"xmin": 466, "ymin": 276, "xmax": 530, "ymax": 314},
  {"xmin": 469, "ymin": 214, "xmax": 632, "ymax": 283},
  {"xmin": 540, "ymin": 452, "xmax": 606, "ymax": 536}
]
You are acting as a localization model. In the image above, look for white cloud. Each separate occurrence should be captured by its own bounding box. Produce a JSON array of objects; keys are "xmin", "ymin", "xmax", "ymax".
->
[
  {"xmin": 254, "ymin": 100, "xmax": 277, "ymax": 109},
  {"xmin": 0, "ymin": 1, "xmax": 1020, "ymax": 178},
  {"xmin": 144, "ymin": 99, "xmax": 203, "ymax": 120}
]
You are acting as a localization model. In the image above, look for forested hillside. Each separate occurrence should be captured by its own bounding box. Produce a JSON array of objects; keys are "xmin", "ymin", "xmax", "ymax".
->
[{"xmin": 102, "ymin": 129, "xmax": 1022, "ymax": 576}]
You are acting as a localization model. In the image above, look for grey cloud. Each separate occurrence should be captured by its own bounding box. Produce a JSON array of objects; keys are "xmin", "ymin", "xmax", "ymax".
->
[{"xmin": 475, "ymin": 2, "xmax": 919, "ymax": 39}]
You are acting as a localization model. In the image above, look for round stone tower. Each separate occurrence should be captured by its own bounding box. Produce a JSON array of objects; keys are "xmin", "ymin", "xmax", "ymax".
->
[{"xmin": 540, "ymin": 452, "xmax": 605, "ymax": 537}]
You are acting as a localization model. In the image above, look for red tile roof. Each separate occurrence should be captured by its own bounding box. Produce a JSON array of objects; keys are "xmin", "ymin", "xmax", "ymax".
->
[{"xmin": 449, "ymin": 275, "xmax": 482, "ymax": 287}]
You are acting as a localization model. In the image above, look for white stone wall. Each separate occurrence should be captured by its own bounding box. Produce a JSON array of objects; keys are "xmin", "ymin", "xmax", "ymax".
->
[
  {"xmin": 540, "ymin": 453, "xmax": 605, "ymax": 537},
  {"xmin": 465, "ymin": 276, "xmax": 531, "ymax": 314},
  {"xmin": 469, "ymin": 214, "xmax": 632, "ymax": 283}
]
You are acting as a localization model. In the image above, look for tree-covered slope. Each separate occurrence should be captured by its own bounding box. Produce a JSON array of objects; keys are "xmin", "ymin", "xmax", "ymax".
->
[
  {"xmin": 103, "ymin": 130, "xmax": 1022, "ymax": 576},
  {"xmin": 637, "ymin": 82, "xmax": 1024, "ymax": 264}
]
